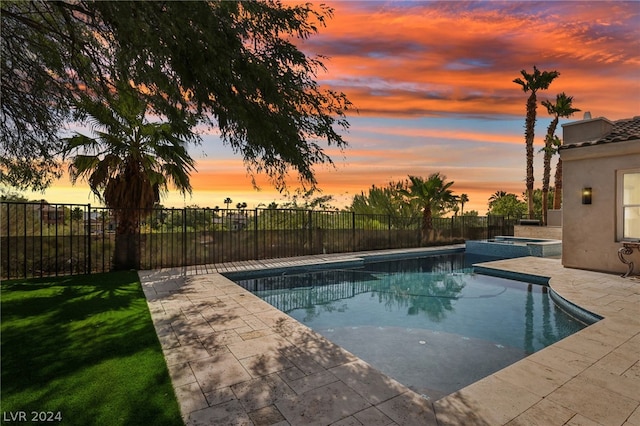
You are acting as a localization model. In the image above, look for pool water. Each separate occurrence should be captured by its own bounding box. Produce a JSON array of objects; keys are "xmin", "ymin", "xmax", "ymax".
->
[{"xmin": 232, "ymin": 253, "xmax": 587, "ymax": 400}]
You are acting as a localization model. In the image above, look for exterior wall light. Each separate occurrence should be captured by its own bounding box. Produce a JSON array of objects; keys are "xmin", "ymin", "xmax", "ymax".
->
[{"xmin": 582, "ymin": 187, "xmax": 592, "ymax": 205}]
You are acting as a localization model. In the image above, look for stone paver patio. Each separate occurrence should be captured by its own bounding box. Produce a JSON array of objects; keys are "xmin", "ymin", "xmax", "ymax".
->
[{"xmin": 139, "ymin": 247, "xmax": 640, "ymax": 425}]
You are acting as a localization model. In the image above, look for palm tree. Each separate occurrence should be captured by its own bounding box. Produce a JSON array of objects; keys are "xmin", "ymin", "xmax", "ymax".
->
[
  {"xmin": 513, "ymin": 66, "xmax": 560, "ymax": 218},
  {"xmin": 224, "ymin": 198, "xmax": 233, "ymax": 209},
  {"xmin": 62, "ymin": 86, "xmax": 196, "ymax": 270},
  {"xmin": 488, "ymin": 192, "xmax": 527, "ymax": 218},
  {"xmin": 459, "ymin": 193, "xmax": 469, "ymax": 215},
  {"xmin": 488, "ymin": 191, "xmax": 507, "ymax": 210},
  {"xmin": 541, "ymin": 93, "xmax": 580, "ymax": 224},
  {"xmin": 400, "ymin": 173, "xmax": 456, "ymax": 244},
  {"xmin": 489, "ymin": 191, "xmax": 507, "ymax": 201}
]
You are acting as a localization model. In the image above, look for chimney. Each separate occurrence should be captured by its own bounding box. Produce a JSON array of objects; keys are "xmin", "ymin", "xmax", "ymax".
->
[{"xmin": 562, "ymin": 114, "xmax": 614, "ymax": 145}]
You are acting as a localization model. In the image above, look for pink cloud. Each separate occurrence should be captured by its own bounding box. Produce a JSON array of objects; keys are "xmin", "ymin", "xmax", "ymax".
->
[{"xmin": 305, "ymin": 1, "xmax": 639, "ymax": 119}]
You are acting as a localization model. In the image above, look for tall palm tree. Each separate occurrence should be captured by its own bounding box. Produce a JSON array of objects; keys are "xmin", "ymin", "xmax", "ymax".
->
[
  {"xmin": 541, "ymin": 93, "xmax": 580, "ymax": 224},
  {"xmin": 62, "ymin": 87, "xmax": 196, "ymax": 270},
  {"xmin": 400, "ymin": 173, "xmax": 456, "ymax": 244},
  {"xmin": 459, "ymin": 193, "xmax": 469, "ymax": 215},
  {"xmin": 513, "ymin": 66, "xmax": 560, "ymax": 219},
  {"xmin": 224, "ymin": 198, "xmax": 233, "ymax": 209}
]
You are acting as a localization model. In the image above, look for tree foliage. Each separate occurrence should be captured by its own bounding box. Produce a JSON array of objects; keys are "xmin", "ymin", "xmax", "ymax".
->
[
  {"xmin": 62, "ymin": 85, "xmax": 196, "ymax": 269},
  {"xmin": 63, "ymin": 87, "xmax": 196, "ymax": 213},
  {"xmin": 399, "ymin": 174, "xmax": 457, "ymax": 243},
  {"xmin": 522, "ymin": 188, "xmax": 554, "ymax": 221},
  {"xmin": 278, "ymin": 192, "xmax": 337, "ymax": 211},
  {"xmin": 487, "ymin": 192, "xmax": 527, "ymax": 218},
  {"xmin": 351, "ymin": 182, "xmax": 405, "ymax": 213},
  {"xmin": 350, "ymin": 181, "xmax": 421, "ymax": 228},
  {"xmin": 540, "ymin": 93, "xmax": 580, "ymax": 224},
  {"xmin": 459, "ymin": 193, "xmax": 469, "ymax": 215},
  {"xmin": 1, "ymin": 1, "xmax": 351, "ymax": 191}
]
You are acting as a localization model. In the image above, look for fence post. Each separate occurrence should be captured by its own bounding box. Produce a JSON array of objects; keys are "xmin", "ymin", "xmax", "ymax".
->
[
  {"xmin": 183, "ymin": 208, "xmax": 187, "ymax": 267},
  {"xmin": 87, "ymin": 204, "xmax": 92, "ymax": 275},
  {"xmin": 485, "ymin": 215, "xmax": 489, "ymax": 239},
  {"xmin": 308, "ymin": 210, "xmax": 313, "ymax": 254},
  {"xmin": 23, "ymin": 203, "xmax": 27, "ymax": 278},
  {"xmin": 450, "ymin": 216, "xmax": 454, "ymax": 241},
  {"xmin": 352, "ymin": 211, "xmax": 356, "ymax": 252},
  {"xmin": 254, "ymin": 208, "xmax": 258, "ymax": 260}
]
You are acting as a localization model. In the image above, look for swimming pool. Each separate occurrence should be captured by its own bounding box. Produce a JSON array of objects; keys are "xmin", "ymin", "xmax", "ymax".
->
[{"xmin": 230, "ymin": 253, "xmax": 587, "ymax": 400}]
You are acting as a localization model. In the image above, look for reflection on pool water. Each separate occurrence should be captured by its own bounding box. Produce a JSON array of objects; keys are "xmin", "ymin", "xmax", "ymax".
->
[{"xmin": 231, "ymin": 253, "xmax": 587, "ymax": 400}]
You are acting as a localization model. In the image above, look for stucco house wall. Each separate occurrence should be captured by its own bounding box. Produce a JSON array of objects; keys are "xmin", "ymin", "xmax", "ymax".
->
[
  {"xmin": 560, "ymin": 116, "xmax": 640, "ymax": 275},
  {"xmin": 514, "ymin": 225, "xmax": 562, "ymax": 240}
]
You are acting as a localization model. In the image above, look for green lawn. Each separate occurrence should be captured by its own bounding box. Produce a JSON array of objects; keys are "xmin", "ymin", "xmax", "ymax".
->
[{"xmin": 1, "ymin": 271, "xmax": 182, "ymax": 426}]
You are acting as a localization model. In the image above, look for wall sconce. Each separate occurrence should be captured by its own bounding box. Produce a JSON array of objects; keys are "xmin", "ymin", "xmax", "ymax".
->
[{"xmin": 582, "ymin": 187, "xmax": 592, "ymax": 205}]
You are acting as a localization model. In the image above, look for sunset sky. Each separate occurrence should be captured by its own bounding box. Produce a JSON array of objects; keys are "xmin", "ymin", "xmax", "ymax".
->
[{"xmin": 16, "ymin": 0, "xmax": 640, "ymax": 214}]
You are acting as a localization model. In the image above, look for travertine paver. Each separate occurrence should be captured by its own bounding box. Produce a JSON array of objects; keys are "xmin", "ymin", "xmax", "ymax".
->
[
  {"xmin": 139, "ymin": 249, "xmax": 640, "ymax": 425},
  {"xmin": 231, "ymin": 374, "xmax": 297, "ymax": 412},
  {"xmin": 329, "ymin": 360, "xmax": 407, "ymax": 405},
  {"xmin": 375, "ymin": 391, "xmax": 438, "ymax": 426},
  {"xmin": 546, "ymin": 376, "xmax": 637, "ymax": 425},
  {"xmin": 492, "ymin": 358, "xmax": 572, "ymax": 397},
  {"xmin": 434, "ymin": 257, "xmax": 640, "ymax": 426},
  {"xmin": 505, "ymin": 398, "xmax": 576, "ymax": 426},
  {"xmin": 274, "ymin": 381, "xmax": 371, "ymax": 426},
  {"xmin": 190, "ymin": 352, "xmax": 253, "ymax": 391},
  {"xmin": 352, "ymin": 406, "xmax": 394, "ymax": 426},
  {"xmin": 434, "ymin": 374, "xmax": 541, "ymax": 425}
]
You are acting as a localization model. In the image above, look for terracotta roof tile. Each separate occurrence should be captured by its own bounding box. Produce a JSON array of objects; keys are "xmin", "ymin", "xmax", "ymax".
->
[{"xmin": 561, "ymin": 116, "xmax": 640, "ymax": 150}]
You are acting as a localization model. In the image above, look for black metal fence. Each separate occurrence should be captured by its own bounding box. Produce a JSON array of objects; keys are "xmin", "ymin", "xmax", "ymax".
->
[{"xmin": 1, "ymin": 201, "xmax": 516, "ymax": 279}]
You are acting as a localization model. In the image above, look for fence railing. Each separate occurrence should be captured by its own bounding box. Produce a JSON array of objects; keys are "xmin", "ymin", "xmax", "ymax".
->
[{"xmin": 1, "ymin": 202, "xmax": 516, "ymax": 279}]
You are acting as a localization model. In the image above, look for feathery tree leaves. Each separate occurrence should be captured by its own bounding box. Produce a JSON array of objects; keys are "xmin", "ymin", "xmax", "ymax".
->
[
  {"xmin": 1, "ymin": 1, "xmax": 351, "ymax": 191},
  {"xmin": 350, "ymin": 180, "xmax": 421, "ymax": 228}
]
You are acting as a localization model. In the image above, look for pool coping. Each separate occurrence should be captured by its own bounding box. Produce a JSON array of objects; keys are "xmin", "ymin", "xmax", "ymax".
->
[
  {"xmin": 139, "ymin": 247, "xmax": 640, "ymax": 425},
  {"xmin": 472, "ymin": 264, "xmax": 603, "ymax": 325},
  {"xmin": 222, "ymin": 245, "xmax": 465, "ymax": 280}
]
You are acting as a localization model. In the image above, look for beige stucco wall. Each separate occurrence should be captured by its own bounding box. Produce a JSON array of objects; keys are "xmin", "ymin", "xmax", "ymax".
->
[
  {"xmin": 560, "ymin": 139, "xmax": 640, "ymax": 274},
  {"xmin": 514, "ymin": 225, "xmax": 562, "ymax": 240}
]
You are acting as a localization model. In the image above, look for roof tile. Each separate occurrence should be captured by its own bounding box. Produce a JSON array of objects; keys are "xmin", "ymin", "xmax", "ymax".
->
[{"xmin": 561, "ymin": 116, "xmax": 640, "ymax": 149}]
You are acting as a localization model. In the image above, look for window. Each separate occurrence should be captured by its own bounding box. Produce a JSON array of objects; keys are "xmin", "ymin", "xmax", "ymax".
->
[{"xmin": 618, "ymin": 169, "xmax": 640, "ymax": 240}]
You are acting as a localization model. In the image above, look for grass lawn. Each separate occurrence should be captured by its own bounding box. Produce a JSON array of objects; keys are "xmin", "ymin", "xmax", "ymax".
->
[{"xmin": 1, "ymin": 271, "xmax": 182, "ymax": 426}]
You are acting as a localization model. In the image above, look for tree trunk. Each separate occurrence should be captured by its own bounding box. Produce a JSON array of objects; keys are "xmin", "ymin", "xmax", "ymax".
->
[
  {"xmin": 112, "ymin": 210, "xmax": 140, "ymax": 270},
  {"xmin": 553, "ymin": 159, "xmax": 563, "ymax": 209},
  {"xmin": 421, "ymin": 206, "xmax": 432, "ymax": 244},
  {"xmin": 542, "ymin": 191, "xmax": 548, "ymax": 226},
  {"xmin": 542, "ymin": 117, "xmax": 559, "ymax": 226},
  {"xmin": 525, "ymin": 94, "xmax": 537, "ymax": 219},
  {"xmin": 113, "ymin": 233, "xmax": 139, "ymax": 270}
]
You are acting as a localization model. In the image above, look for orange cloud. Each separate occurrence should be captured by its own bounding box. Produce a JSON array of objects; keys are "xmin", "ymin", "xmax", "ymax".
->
[
  {"xmin": 307, "ymin": 1, "xmax": 639, "ymax": 119},
  {"xmin": 15, "ymin": 1, "xmax": 638, "ymax": 217}
]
